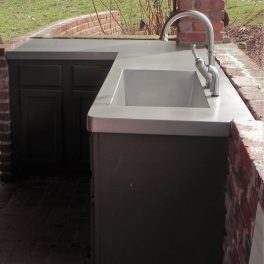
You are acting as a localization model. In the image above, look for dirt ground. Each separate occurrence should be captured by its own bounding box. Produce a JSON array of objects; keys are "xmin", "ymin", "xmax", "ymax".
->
[{"xmin": 228, "ymin": 25, "xmax": 264, "ymax": 70}]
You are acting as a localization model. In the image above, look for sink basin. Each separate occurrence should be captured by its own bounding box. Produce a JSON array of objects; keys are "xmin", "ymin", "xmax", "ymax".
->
[{"xmin": 111, "ymin": 69, "xmax": 209, "ymax": 108}]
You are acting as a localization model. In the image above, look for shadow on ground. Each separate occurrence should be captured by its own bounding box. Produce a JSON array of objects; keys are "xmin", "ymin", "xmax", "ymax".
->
[{"xmin": 0, "ymin": 174, "xmax": 90, "ymax": 264}]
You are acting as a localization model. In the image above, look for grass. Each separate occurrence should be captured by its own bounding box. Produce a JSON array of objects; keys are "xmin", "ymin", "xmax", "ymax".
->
[
  {"xmin": 0, "ymin": 0, "xmax": 171, "ymax": 41},
  {"xmin": 0, "ymin": 0, "xmax": 103, "ymax": 40},
  {"xmin": 0, "ymin": 0, "xmax": 263, "ymax": 41},
  {"xmin": 0, "ymin": 0, "xmax": 163, "ymax": 41},
  {"xmin": 225, "ymin": 0, "xmax": 264, "ymax": 25}
]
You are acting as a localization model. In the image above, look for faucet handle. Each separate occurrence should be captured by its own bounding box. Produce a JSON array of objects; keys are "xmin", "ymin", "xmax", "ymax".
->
[
  {"xmin": 192, "ymin": 44, "xmax": 211, "ymax": 89},
  {"xmin": 191, "ymin": 44, "xmax": 199, "ymax": 60}
]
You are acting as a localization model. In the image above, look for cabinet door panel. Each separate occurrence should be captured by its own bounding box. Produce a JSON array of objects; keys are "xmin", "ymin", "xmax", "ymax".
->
[
  {"xmin": 20, "ymin": 90, "xmax": 63, "ymax": 163},
  {"xmin": 65, "ymin": 91, "xmax": 97, "ymax": 170}
]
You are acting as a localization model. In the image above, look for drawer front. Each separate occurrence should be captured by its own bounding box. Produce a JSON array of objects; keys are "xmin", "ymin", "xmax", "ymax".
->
[{"xmin": 19, "ymin": 64, "xmax": 62, "ymax": 87}]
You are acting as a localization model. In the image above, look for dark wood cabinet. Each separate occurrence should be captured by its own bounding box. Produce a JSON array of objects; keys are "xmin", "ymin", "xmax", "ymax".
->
[
  {"xmin": 20, "ymin": 89, "xmax": 63, "ymax": 163},
  {"xmin": 8, "ymin": 59, "xmax": 113, "ymax": 176}
]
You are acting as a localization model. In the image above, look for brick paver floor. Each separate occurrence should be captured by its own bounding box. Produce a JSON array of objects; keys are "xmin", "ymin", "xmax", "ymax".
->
[{"xmin": 0, "ymin": 174, "xmax": 90, "ymax": 264}]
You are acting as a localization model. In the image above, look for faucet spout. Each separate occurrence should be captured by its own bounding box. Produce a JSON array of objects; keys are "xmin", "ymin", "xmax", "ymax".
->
[
  {"xmin": 160, "ymin": 10, "xmax": 219, "ymax": 96},
  {"xmin": 160, "ymin": 10, "xmax": 215, "ymax": 65}
]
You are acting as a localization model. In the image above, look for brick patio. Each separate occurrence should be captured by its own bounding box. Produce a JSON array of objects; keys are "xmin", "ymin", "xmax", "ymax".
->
[{"xmin": 0, "ymin": 174, "xmax": 90, "ymax": 264}]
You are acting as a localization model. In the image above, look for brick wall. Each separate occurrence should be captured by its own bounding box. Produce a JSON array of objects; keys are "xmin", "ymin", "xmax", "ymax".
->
[
  {"xmin": 224, "ymin": 121, "xmax": 264, "ymax": 264},
  {"xmin": 0, "ymin": 47, "xmax": 11, "ymax": 180},
  {"xmin": 33, "ymin": 11, "xmax": 122, "ymax": 38},
  {"xmin": 178, "ymin": 0, "xmax": 224, "ymax": 46},
  {"xmin": 215, "ymin": 44, "xmax": 264, "ymax": 263},
  {"xmin": 215, "ymin": 43, "xmax": 264, "ymax": 121}
]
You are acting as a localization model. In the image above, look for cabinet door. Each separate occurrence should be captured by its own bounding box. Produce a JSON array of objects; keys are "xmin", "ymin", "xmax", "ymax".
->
[
  {"xmin": 63, "ymin": 61, "xmax": 113, "ymax": 172},
  {"xmin": 20, "ymin": 89, "xmax": 63, "ymax": 171},
  {"xmin": 69, "ymin": 91, "xmax": 97, "ymax": 171},
  {"xmin": 8, "ymin": 60, "xmax": 113, "ymax": 175}
]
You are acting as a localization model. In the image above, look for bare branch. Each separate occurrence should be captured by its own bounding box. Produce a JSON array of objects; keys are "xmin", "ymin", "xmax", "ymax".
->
[{"xmin": 91, "ymin": 0, "xmax": 106, "ymax": 35}]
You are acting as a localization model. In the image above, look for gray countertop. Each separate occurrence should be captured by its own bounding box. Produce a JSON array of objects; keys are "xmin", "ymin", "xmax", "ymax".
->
[
  {"xmin": 7, "ymin": 38, "xmax": 254, "ymax": 137},
  {"xmin": 6, "ymin": 39, "xmax": 177, "ymax": 60}
]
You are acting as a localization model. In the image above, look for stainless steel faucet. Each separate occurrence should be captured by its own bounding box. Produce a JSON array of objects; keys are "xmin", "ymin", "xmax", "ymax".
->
[{"xmin": 160, "ymin": 10, "xmax": 219, "ymax": 97}]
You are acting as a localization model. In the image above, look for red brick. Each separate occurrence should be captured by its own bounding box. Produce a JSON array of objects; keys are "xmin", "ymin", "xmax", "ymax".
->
[
  {"xmin": 193, "ymin": 21, "xmax": 207, "ymax": 31},
  {"xmin": 0, "ymin": 90, "xmax": 9, "ymax": 100},
  {"xmin": 179, "ymin": 21, "xmax": 193, "ymax": 32},
  {"xmin": 238, "ymin": 174, "xmax": 249, "ymax": 198},
  {"xmin": 89, "ymin": 21, "xmax": 99, "ymax": 28},
  {"xmin": 214, "ymin": 32, "xmax": 223, "ymax": 42},
  {"xmin": 237, "ymin": 243, "xmax": 249, "ymax": 264},
  {"xmin": 248, "ymin": 189, "xmax": 258, "ymax": 216},
  {"xmin": 112, "ymin": 11, "xmax": 120, "ymax": 17},
  {"xmin": 195, "ymin": 0, "xmax": 225, "ymax": 10},
  {"xmin": 193, "ymin": 21, "xmax": 224, "ymax": 32},
  {"xmin": 178, "ymin": 32, "xmax": 206, "ymax": 42},
  {"xmin": 100, "ymin": 18, "xmax": 107, "ymax": 25},
  {"xmin": 77, "ymin": 24, "xmax": 87, "ymax": 31},
  {"xmin": 107, "ymin": 13, "xmax": 113, "ymax": 19},
  {"xmin": 0, "ymin": 162, "xmax": 11, "ymax": 172},
  {"xmin": 0, "ymin": 102, "xmax": 10, "ymax": 111},
  {"xmin": 82, "ymin": 17, "xmax": 91, "ymax": 24},
  {"xmin": 258, "ymin": 182, "xmax": 264, "ymax": 209},
  {"xmin": 247, "ymin": 100, "xmax": 264, "ymax": 121},
  {"xmin": 225, "ymin": 68, "xmax": 244, "ymax": 78},
  {"xmin": 86, "ymin": 16, "xmax": 92, "ymax": 23},
  {"xmin": 233, "ymin": 150, "xmax": 241, "ymax": 176},
  {"xmin": 64, "ymin": 29, "xmax": 73, "ymax": 35},
  {"xmin": 109, "ymin": 21, "xmax": 119, "ymax": 28},
  {"xmin": 232, "ymin": 76, "xmax": 260, "ymax": 89},
  {"xmin": 51, "ymin": 27, "xmax": 63, "ymax": 35},
  {"xmin": 238, "ymin": 86, "xmax": 263, "ymax": 101},
  {"xmin": 113, "ymin": 13, "xmax": 121, "ymax": 20},
  {"xmin": 230, "ymin": 121, "xmax": 240, "ymax": 142},
  {"xmin": 0, "ymin": 58, "xmax": 8, "ymax": 68},
  {"xmin": 225, "ymin": 120, "xmax": 264, "ymax": 264},
  {"xmin": 61, "ymin": 23, "xmax": 71, "ymax": 31},
  {"xmin": 103, "ymin": 24, "xmax": 111, "ymax": 30},
  {"xmin": 0, "ymin": 141, "xmax": 11, "ymax": 152},
  {"xmin": 210, "ymin": 10, "xmax": 225, "ymax": 20},
  {"xmin": 228, "ymin": 141, "xmax": 236, "ymax": 165},
  {"xmin": 178, "ymin": 0, "xmax": 194, "ymax": 9},
  {"xmin": 236, "ymin": 214, "xmax": 245, "ymax": 244},
  {"xmin": 0, "ymin": 112, "xmax": 10, "ymax": 121},
  {"xmin": 240, "ymin": 143, "xmax": 253, "ymax": 176},
  {"xmin": 243, "ymin": 231, "xmax": 252, "ymax": 261},
  {"xmin": 240, "ymin": 199, "xmax": 254, "ymax": 234},
  {"xmin": 229, "ymin": 170, "xmax": 241, "ymax": 202},
  {"xmin": 0, "ymin": 80, "xmax": 9, "ymax": 90},
  {"xmin": 214, "ymin": 21, "xmax": 224, "ymax": 31},
  {"xmin": 0, "ymin": 44, "xmax": 13, "ymax": 53},
  {"xmin": 0, "ymin": 132, "xmax": 10, "ymax": 141},
  {"xmin": 99, "ymin": 13, "xmax": 108, "ymax": 19},
  {"xmin": 0, "ymin": 49, "xmax": 4, "ymax": 56},
  {"xmin": 0, "ymin": 68, "xmax": 8, "ymax": 78},
  {"xmin": 243, "ymin": 141, "xmax": 264, "ymax": 163}
]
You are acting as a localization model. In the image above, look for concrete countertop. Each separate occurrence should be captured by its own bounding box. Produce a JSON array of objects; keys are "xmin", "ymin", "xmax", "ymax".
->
[
  {"xmin": 6, "ymin": 39, "xmax": 177, "ymax": 60},
  {"xmin": 7, "ymin": 39, "xmax": 254, "ymax": 137}
]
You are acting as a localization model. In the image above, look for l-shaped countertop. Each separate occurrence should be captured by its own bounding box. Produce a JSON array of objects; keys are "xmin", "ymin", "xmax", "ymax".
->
[{"xmin": 7, "ymin": 38, "xmax": 254, "ymax": 136}]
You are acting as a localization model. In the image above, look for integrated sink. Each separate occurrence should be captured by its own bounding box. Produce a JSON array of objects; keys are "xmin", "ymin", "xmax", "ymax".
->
[
  {"xmin": 85, "ymin": 40, "xmax": 254, "ymax": 137},
  {"xmin": 111, "ymin": 69, "xmax": 209, "ymax": 108}
]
